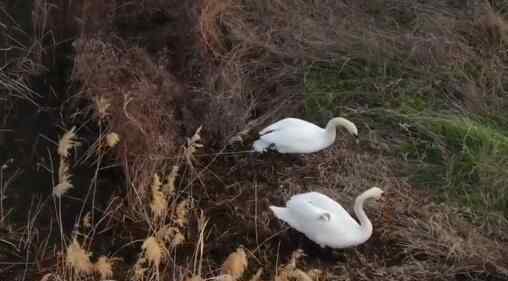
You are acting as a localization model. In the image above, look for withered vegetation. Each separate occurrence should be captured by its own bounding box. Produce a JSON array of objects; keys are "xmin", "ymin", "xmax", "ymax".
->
[{"xmin": 1, "ymin": 0, "xmax": 508, "ymax": 281}]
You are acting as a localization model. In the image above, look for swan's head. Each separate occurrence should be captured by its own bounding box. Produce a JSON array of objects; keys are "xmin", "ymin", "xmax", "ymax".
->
[
  {"xmin": 330, "ymin": 117, "xmax": 358, "ymax": 138},
  {"xmin": 365, "ymin": 186, "xmax": 384, "ymax": 200}
]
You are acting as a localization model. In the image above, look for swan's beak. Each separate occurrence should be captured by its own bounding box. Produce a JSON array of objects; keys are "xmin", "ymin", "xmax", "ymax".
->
[
  {"xmin": 378, "ymin": 193, "xmax": 386, "ymax": 203},
  {"xmin": 354, "ymin": 135, "xmax": 359, "ymax": 144}
]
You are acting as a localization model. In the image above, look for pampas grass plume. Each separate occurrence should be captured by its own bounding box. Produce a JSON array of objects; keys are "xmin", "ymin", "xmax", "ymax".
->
[
  {"xmin": 171, "ymin": 231, "xmax": 185, "ymax": 247},
  {"xmin": 150, "ymin": 174, "xmax": 168, "ymax": 218},
  {"xmin": 175, "ymin": 199, "xmax": 189, "ymax": 227},
  {"xmin": 106, "ymin": 132, "xmax": 120, "ymax": 148},
  {"xmin": 95, "ymin": 96, "xmax": 111, "ymax": 120},
  {"xmin": 53, "ymin": 127, "xmax": 79, "ymax": 197},
  {"xmin": 142, "ymin": 236, "xmax": 165, "ymax": 268},
  {"xmin": 65, "ymin": 238, "xmax": 93, "ymax": 274},
  {"xmin": 53, "ymin": 159, "xmax": 73, "ymax": 197},
  {"xmin": 58, "ymin": 127, "xmax": 79, "ymax": 158},
  {"xmin": 133, "ymin": 258, "xmax": 148, "ymax": 280},
  {"xmin": 221, "ymin": 247, "xmax": 248, "ymax": 280},
  {"xmin": 94, "ymin": 256, "xmax": 114, "ymax": 279},
  {"xmin": 162, "ymin": 165, "xmax": 179, "ymax": 195},
  {"xmin": 156, "ymin": 226, "xmax": 185, "ymax": 248},
  {"xmin": 82, "ymin": 212, "xmax": 92, "ymax": 228}
]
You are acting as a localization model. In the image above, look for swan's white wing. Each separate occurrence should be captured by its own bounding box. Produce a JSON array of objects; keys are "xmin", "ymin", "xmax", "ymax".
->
[
  {"xmin": 259, "ymin": 127, "xmax": 320, "ymax": 148},
  {"xmin": 259, "ymin": 118, "xmax": 321, "ymax": 135},
  {"xmin": 284, "ymin": 195, "xmax": 331, "ymax": 234},
  {"xmin": 255, "ymin": 118, "xmax": 331, "ymax": 153},
  {"xmin": 258, "ymin": 121, "xmax": 328, "ymax": 153},
  {"xmin": 290, "ymin": 192, "xmax": 360, "ymax": 228},
  {"xmin": 285, "ymin": 193, "xmax": 355, "ymax": 247}
]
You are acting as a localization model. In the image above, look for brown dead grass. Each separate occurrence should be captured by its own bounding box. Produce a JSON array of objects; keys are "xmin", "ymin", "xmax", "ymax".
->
[
  {"xmin": 3, "ymin": 0, "xmax": 508, "ymax": 281},
  {"xmin": 221, "ymin": 247, "xmax": 248, "ymax": 280},
  {"xmin": 71, "ymin": 35, "xmax": 182, "ymax": 213}
]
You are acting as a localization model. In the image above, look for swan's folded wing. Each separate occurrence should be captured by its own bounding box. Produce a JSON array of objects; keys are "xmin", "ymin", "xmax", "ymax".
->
[
  {"xmin": 270, "ymin": 206, "xmax": 300, "ymax": 229},
  {"xmin": 291, "ymin": 192, "xmax": 360, "ymax": 228},
  {"xmin": 259, "ymin": 127, "xmax": 313, "ymax": 148},
  {"xmin": 286, "ymin": 194, "xmax": 331, "ymax": 222},
  {"xmin": 259, "ymin": 118, "xmax": 312, "ymax": 135}
]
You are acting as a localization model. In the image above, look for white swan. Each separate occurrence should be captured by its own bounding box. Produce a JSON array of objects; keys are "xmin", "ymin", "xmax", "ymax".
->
[
  {"xmin": 269, "ymin": 187, "xmax": 384, "ymax": 249},
  {"xmin": 252, "ymin": 117, "xmax": 358, "ymax": 153}
]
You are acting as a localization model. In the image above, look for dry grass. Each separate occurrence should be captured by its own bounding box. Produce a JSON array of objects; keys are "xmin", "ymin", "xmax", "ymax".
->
[
  {"xmin": 53, "ymin": 127, "xmax": 79, "ymax": 197},
  {"xmin": 71, "ymin": 35, "xmax": 183, "ymax": 225},
  {"xmin": 0, "ymin": 5, "xmax": 43, "ymax": 106},
  {"xmin": 221, "ymin": 247, "xmax": 248, "ymax": 280},
  {"xmin": 94, "ymin": 256, "xmax": 114, "ymax": 280},
  {"xmin": 65, "ymin": 238, "xmax": 93, "ymax": 274},
  {"xmin": 2, "ymin": 0, "xmax": 508, "ymax": 281}
]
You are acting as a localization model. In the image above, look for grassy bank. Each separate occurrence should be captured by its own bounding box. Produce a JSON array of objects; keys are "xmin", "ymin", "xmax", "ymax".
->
[{"xmin": 1, "ymin": 1, "xmax": 508, "ymax": 280}]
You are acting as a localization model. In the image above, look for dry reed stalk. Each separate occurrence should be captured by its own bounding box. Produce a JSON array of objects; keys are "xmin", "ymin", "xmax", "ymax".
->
[
  {"xmin": 162, "ymin": 165, "xmax": 179, "ymax": 195},
  {"xmin": 65, "ymin": 238, "xmax": 93, "ymax": 274},
  {"xmin": 57, "ymin": 127, "xmax": 79, "ymax": 158},
  {"xmin": 306, "ymin": 269, "xmax": 323, "ymax": 281},
  {"xmin": 184, "ymin": 126, "xmax": 204, "ymax": 169},
  {"xmin": 175, "ymin": 199, "xmax": 189, "ymax": 227},
  {"xmin": 156, "ymin": 225, "xmax": 185, "ymax": 248},
  {"xmin": 105, "ymin": 132, "xmax": 120, "ymax": 148},
  {"xmin": 221, "ymin": 247, "xmax": 248, "ymax": 281},
  {"xmin": 150, "ymin": 174, "xmax": 168, "ymax": 219},
  {"xmin": 53, "ymin": 127, "xmax": 80, "ymax": 197},
  {"xmin": 95, "ymin": 96, "xmax": 111, "ymax": 120},
  {"xmin": 273, "ymin": 249, "xmax": 317, "ymax": 281},
  {"xmin": 287, "ymin": 269, "xmax": 313, "ymax": 281},
  {"xmin": 171, "ymin": 231, "xmax": 185, "ymax": 248},
  {"xmin": 133, "ymin": 257, "xmax": 148, "ymax": 280},
  {"xmin": 53, "ymin": 159, "xmax": 73, "ymax": 198},
  {"xmin": 39, "ymin": 273, "xmax": 53, "ymax": 281},
  {"xmin": 72, "ymin": 37, "xmax": 181, "ymax": 228},
  {"xmin": 82, "ymin": 212, "xmax": 92, "ymax": 229},
  {"xmin": 248, "ymin": 268, "xmax": 263, "ymax": 281},
  {"xmin": 141, "ymin": 236, "xmax": 166, "ymax": 269},
  {"xmin": 199, "ymin": 0, "xmax": 235, "ymax": 56},
  {"xmin": 94, "ymin": 256, "xmax": 114, "ymax": 280}
]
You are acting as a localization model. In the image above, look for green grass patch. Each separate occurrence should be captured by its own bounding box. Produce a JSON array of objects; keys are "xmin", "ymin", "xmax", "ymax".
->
[
  {"xmin": 303, "ymin": 61, "xmax": 444, "ymax": 121},
  {"xmin": 304, "ymin": 57, "xmax": 508, "ymax": 216},
  {"xmin": 402, "ymin": 114, "xmax": 508, "ymax": 215}
]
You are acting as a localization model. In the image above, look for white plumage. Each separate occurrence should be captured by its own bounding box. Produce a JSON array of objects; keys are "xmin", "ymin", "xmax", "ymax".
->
[
  {"xmin": 269, "ymin": 187, "xmax": 384, "ymax": 249},
  {"xmin": 253, "ymin": 117, "xmax": 358, "ymax": 154}
]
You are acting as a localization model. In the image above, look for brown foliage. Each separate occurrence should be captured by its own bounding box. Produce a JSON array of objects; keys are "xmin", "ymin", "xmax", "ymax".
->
[
  {"xmin": 72, "ymin": 36, "xmax": 182, "ymax": 199},
  {"xmin": 6, "ymin": 0, "xmax": 508, "ymax": 280}
]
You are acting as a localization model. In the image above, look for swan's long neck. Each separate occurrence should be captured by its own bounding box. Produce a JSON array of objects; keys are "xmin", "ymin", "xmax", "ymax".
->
[
  {"xmin": 325, "ymin": 118, "xmax": 339, "ymax": 140},
  {"xmin": 325, "ymin": 117, "xmax": 351, "ymax": 139},
  {"xmin": 353, "ymin": 191, "xmax": 374, "ymax": 242}
]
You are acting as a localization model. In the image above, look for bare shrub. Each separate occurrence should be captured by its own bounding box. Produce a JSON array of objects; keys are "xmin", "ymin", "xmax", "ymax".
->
[{"xmin": 72, "ymin": 36, "xmax": 182, "ymax": 206}]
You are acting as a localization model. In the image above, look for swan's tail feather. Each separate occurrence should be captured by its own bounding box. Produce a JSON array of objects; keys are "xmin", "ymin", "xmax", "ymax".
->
[
  {"xmin": 269, "ymin": 206, "xmax": 298, "ymax": 228},
  {"xmin": 253, "ymin": 139, "xmax": 271, "ymax": 152}
]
